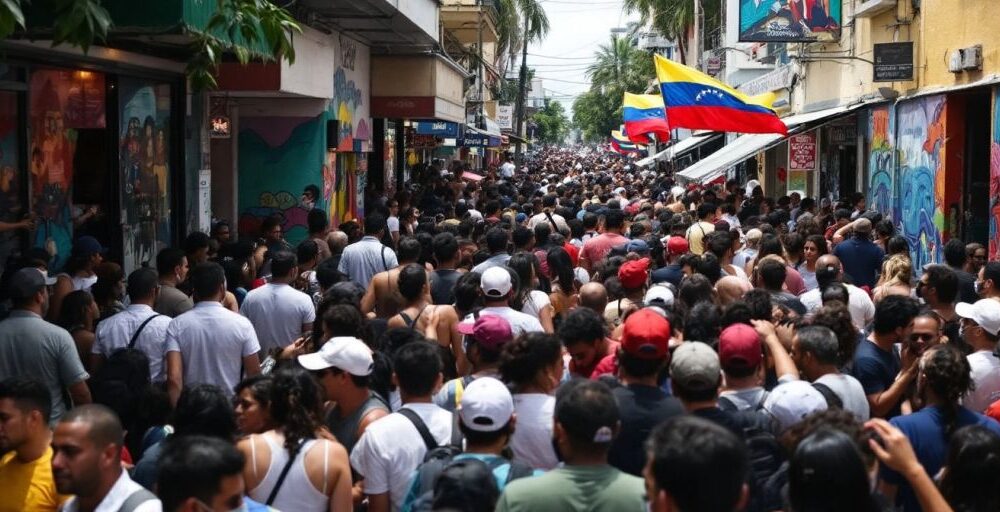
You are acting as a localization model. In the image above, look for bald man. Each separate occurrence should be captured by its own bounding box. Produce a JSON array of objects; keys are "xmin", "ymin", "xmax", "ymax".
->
[
  {"xmin": 52, "ymin": 405, "xmax": 160, "ymax": 511},
  {"xmin": 578, "ymin": 282, "xmax": 609, "ymax": 316},
  {"xmin": 716, "ymin": 275, "xmax": 751, "ymax": 306},
  {"xmin": 800, "ymin": 254, "xmax": 875, "ymax": 331}
]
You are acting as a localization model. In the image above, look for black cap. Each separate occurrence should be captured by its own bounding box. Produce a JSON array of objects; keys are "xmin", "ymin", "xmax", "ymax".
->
[{"xmin": 9, "ymin": 268, "xmax": 57, "ymax": 299}]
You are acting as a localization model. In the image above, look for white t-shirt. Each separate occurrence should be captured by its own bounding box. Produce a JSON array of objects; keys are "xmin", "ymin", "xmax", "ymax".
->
[
  {"xmin": 965, "ymin": 351, "xmax": 1000, "ymax": 413},
  {"xmin": 510, "ymin": 393, "xmax": 559, "ymax": 470},
  {"xmin": 815, "ymin": 373, "xmax": 870, "ymax": 421},
  {"xmin": 387, "ymin": 216, "xmax": 400, "ymax": 233},
  {"xmin": 520, "ymin": 290, "xmax": 551, "ymax": 321},
  {"xmin": 93, "ymin": 304, "xmax": 173, "ymax": 382},
  {"xmin": 464, "ymin": 307, "xmax": 544, "ymax": 337},
  {"xmin": 528, "ymin": 212, "xmax": 569, "ymax": 234},
  {"xmin": 240, "ymin": 283, "xmax": 316, "ymax": 353},
  {"xmin": 350, "ymin": 403, "xmax": 453, "ymax": 511},
  {"xmin": 501, "ymin": 161, "xmax": 515, "ymax": 178},
  {"xmin": 800, "ymin": 283, "xmax": 875, "ymax": 332},
  {"xmin": 165, "ymin": 302, "xmax": 261, "ymax": 396}
]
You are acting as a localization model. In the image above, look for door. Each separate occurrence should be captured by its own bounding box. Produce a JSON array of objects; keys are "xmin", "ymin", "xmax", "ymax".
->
[{"xmin": 963, "ymin": 91, "xmax": 990, "ymax": 244}]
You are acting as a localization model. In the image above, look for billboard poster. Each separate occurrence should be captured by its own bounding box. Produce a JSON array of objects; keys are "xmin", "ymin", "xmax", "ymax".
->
[
  {"xmin": 788, "ymin": 132, "xmax": 818, "ymax": 171},
  {"xmin": 739, "ymin": 0, "xmax": 841, "ymax": 42}
]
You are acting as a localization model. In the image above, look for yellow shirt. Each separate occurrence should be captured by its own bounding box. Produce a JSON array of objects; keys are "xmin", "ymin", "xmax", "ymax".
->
[{"xmin": 0, "ymin": 446, "xmax": 69, "ymax": 512}]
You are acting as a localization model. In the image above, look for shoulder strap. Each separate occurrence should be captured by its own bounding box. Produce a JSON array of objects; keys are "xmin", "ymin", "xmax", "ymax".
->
[
  {"xmin": 544, "ymin": 211, "xmax": 559, "ymax": 232},
  {"xmin": 128, "ymin": 314, "xmax": 162, "ymax": 349},
  {"xmin": 505, "ymin": 462, "xmax": 534, "ymax": 484},
  {"xmin": 265, "ymin": 440, "xmax": 303, "ymax": 506},
  {"xmin": 398, "ymin": 408, "xmax": 439, "ymax": 452},
  {"xmin": 450, "ymin": 411, "xmax": 464, "ymax": 448},
  {"xmin": 117, "ymin": 488, "xmax": 158, "ymax": 512},
  {"xmin": 811, "ymin": 382, "xmax": 844, "ymax": 409},
  {"xmin": 399, "ymin": 311, "xmax": 414, "ymax": 328},
  {"xmin": 381, "ymin": 245, "xmax": 389, "ymax": 271},
  {"xmin": 718, "ymin": 395, "xmax": 738, "ymax": 412}
]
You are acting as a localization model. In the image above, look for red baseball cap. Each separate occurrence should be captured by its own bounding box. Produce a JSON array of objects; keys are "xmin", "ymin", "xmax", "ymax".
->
[
  {"xmin": 718, "ymin": 323, "xmax": 762, "ymax": 370},
  {"xmin": 618, "ymin": 258, "xmax": 650, "ymax": 289},
  {"xmin": 666, "ymin": 236, "xmax": 689, "ymax": 256},
  {"xmin": 621, "ymin": 309, "xmax": 671, "ymax": 359},
  {"xmin": 457, "ymin": 315, "xmax": 513, "ymax": 352}
]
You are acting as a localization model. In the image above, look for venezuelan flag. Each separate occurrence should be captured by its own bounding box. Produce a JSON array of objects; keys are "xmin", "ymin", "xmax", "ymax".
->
[
  {"xmin": 654, "ymin": 54, "xmax": 787, "ymax": 135},
  {"xmin": 623, "ymin": 93, "xmax": 671, "ymax": 144},
  {"xmin": 610, "ymin": 130, "xmax": 643, "ymax": 154}
]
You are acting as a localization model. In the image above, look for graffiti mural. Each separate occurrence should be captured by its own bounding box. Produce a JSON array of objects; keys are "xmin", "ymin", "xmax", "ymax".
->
[
  {"xmin": 333, "ymin": 35, "xmax": 371, "ymax": 152},
  {"xmin": 867, "ymin": 106, "xmax": 895, "ymax": 219},
  {"xmin": 237, "ymin": 116, "xmax": 324, "ymax": 245},
  {"xmin": 991, "ymin": 88, "xmax": 1000, "ymax": 260},
  {"xmin": 29, "ymin": 69, "xmax": 106, "ymax": 270},
  {"xmin": 119, "ymin": 78, "xmax": 172, "ymax": 273},
  {"xmin": 896, "ymin": 95, "xmax": 946, "ymax": 270}
]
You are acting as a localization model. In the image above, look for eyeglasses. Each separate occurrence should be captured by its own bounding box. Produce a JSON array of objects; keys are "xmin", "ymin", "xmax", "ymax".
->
[{"xmin": 909, "ymin": 333, "xmax": 936, "ymax": 343}]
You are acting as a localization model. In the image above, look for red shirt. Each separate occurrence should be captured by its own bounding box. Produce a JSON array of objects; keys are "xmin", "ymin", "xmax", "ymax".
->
[
  {"xmin": 568, "ymin": 339, "xmax": 620, "ymax": 379},
  {"xmin": 581, "ymin": 233, "xmax": 627, "ymax": 266}
]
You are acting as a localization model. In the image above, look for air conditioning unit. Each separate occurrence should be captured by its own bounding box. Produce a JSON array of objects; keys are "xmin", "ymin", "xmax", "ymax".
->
[
  {"xmin": 962, "ymin": 45, "xmax": 983, "ymax": 71},
  {"xmin": 948, "ymin": 50, "xmax": 963, "ymax": 73}
]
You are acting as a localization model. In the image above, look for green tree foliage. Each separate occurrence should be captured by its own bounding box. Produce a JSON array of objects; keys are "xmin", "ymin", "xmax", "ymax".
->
[
  {"xmin": 572, "ymin": 36, "xmax": 654, "ymax": 143},
  {"xmin": 622, "ymin": 0, "xmax": 721, "ymax": 64},
  {"xmin": 531, "ymin": 100, "xmax": 568, "ymax": 144},
  {"xmin": 0, "ymin": 0, "xmax": 299, "ymax": 91}
]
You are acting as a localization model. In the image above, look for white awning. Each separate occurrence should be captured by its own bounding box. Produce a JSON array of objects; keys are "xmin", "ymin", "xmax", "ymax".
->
[
  {"xmin": 675, "ymin": 133, "xmax": 783, "ymax": 184},
  {"xmin": 635, "ymin": 133, "xmax": 714, "ymax": 167},
  {"xmin": 675, "ymin": 104, "xmax": 859, "ymax": 184}
]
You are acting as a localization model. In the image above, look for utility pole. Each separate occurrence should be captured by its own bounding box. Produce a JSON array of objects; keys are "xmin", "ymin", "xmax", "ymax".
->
[
  {"xmin": 478, "ymin": 0, "xmax": 486, "ymax": 171},
  {"xmin": 514, "ymin": 15, "xmax": 529, "ymax": 166}
]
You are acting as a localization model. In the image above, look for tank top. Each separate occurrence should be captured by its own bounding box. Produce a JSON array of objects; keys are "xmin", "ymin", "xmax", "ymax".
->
[
  {"xmin": 429, "ymin": 269, "xmax": 460, "ymax": 305},
  {"xmin": 325, "ymin": 391, "xmax": 389, "ymax": 455},
  {"xmin": 247, "ymin": 433, "xmax": 329, "ymax": 511}
]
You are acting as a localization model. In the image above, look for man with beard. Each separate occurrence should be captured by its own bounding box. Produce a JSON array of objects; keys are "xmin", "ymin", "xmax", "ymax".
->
[
  {"xmin": 0, "ymin": 268, "xmax": 90, "ymax": 424},
  {"xmin": 51, "ymin": 405, "xmax": 160, "ymax": 511}
]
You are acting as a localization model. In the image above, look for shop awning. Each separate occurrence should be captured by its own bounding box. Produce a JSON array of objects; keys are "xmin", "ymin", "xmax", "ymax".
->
[
  {"xmin": 675, "ymin": 104, "xmax": 860, "ymax": 184},
  {"xmin": 635, "ymin": 133, "xmax": 715, "ymax": 167},
  {"xmin": 461, "ymin": 126, "xmax": 502, "ymax": 147},
  {"xmin": 675, "ymin": 133, "xmax": 784, "ymax": 184}
]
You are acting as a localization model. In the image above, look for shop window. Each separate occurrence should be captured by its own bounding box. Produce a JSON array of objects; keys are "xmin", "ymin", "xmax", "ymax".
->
[{"xmin": 118, "ymin": 78, "xmax": 173, "ymax": 274}]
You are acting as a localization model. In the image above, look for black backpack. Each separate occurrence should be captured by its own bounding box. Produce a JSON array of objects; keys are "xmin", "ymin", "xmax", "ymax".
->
[{"xmin": 732, "ymin": 410, "xmax": 785, "ymax": 512}]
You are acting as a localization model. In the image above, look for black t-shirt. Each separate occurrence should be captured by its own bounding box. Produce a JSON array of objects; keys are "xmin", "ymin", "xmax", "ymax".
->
[
  {"xmin": 430, "ymin": 269, "xmax": 461, "ymax": 305},
  {"xmin": 691, "ymin": 406, "xmax": 746, "ymax": 439},
  {"xmin": 608, "ymin": 384, "xmax": 684, "ymax": 476},
  {"xmin": 953, "ymin": 268, "xmax": 980, "ymax": 304}
]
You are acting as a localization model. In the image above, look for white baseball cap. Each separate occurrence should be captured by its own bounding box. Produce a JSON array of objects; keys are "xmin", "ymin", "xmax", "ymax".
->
[
  {"xmin": 763, "ymin": 380, "xmax": 828, "ymax": 432},
  {"xmin": 956, "ymin": 299, "xmax": 1000, "ymax": 336},
  {"xmin": 644, "ymin": 285, "xmax": 674, "ymax": 307},
  {"xmin": 481, "ymin": 267, "xmax": 513, "ymax": 298},
  {"xmin": 297, "ymin": 337, "xmax": 374, "ymax": 376},
  {"xmin": 458, "ymin": 377, "xmax": 514, "ymax": 432}
]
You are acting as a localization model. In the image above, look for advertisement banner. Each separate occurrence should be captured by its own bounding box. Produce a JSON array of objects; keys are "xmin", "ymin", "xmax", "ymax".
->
[
  {"xmin": 739, "ymin": 0, "xmax": 841, "ymax": 42},
  {"xmin": 498, "ymin": 105, "xmax": 513, "ymax": 131},
  {"xmin": 414, "ymin": 121, "xmax": 459, "ymax": 137},
  {"xmin": 788, "ymin": 132, "xmax": 817, "ymax": 171}
]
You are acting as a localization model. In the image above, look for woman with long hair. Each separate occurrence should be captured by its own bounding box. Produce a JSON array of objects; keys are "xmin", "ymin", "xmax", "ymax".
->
[
  {"xmin": 547, "ymin": 247, "xmax": 578, "ymax": 324},
  {"xmin": 91, "ymin": 261, "xmax": 125, "ymax": 321},
  {"xmin": 499, "ymin": 332, "xmax": 564, "ymax": 470},
  {"xmin": 799, "ymin": 235, "xmax": 829, "ymax": 292},
  {"xmin": 507, "ymin": 252, "xmax": 555, "ymax": 333},
  {"xmin": 234, "ymin": 374, "xmax": 275, "ymax": 436},
  {"xmin": 387, "ymin": 264, "xmax": 462, "ymax": 379},
  {"xmin": 873, "ymin": 254, "xmax": 913, "ymax": 302},
  {"xmin": 939, "ymin": 425, "xmax": 1000, "ymax": 512},
  {"xmin": 58, "ymin": 290, "xmax": 99, "ymax": 368},
  {"xmin": 239, "ymin": 366, "xmax": 352, "ymax": 510}
]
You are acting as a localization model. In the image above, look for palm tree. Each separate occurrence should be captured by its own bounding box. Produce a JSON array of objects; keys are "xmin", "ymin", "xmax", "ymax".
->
[
  {"xmin": 509, "ymin": 0, "xmax": 550, "ymax": 158},
  {"xmin": 586, "ymin": 35, "xmax": 655, "ymax": 97},
  {"xmin": 623, "ymin": 0, "xmax": 720, "ymax": 65}
]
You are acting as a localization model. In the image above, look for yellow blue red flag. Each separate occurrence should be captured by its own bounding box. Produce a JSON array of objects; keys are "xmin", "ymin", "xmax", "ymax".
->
[
  {"xmin": 654, "ymin": 54, "xmax": 787, "ymax": 135},
  {"xmin": 623, "ymin": 92, "xmax": 671, "ymax": 144}
]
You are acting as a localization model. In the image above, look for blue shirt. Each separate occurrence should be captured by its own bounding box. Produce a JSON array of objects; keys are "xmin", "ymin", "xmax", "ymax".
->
[
  {"xmin": 338, "ymin": 236, "xmax": 398, "ymax": 287},
  {"xmin": 882, "ymin": 406, "xmax": 1000, "ymax": 512},
  {"xmin": 833, "ymin": 236, "xmax": 884, "ymax": 288},
  {"xmin": 852, "ymin": 339, "xmax": 901, "ymax": 418}
]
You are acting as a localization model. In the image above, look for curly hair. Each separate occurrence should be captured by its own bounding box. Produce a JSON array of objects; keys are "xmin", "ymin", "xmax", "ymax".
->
[
  {"xmin": 877, "ymin": 254, "xmax": 912, "ymax": 288},
  {"xmin": 499, "ymin": 332, "xmax": 562, "ymax": 390},
  {"xmin": 268, "ymin": 366, "xmax": 322, "ymax": 459},
  {"xmin": 939, "ymin": 425, "xmax": 1000, "ymax": 512},
  {"xmin": 920, "ymin": 344, "xmax": 973, "ymax": 440},
  {"xmin": 810, "ymin": 302, "xmax": 859, "ymax": 367}
]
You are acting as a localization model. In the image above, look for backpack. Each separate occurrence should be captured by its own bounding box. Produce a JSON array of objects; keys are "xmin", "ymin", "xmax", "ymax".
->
[
  {"xmin": 399, "ymin": 408, "xmax": 533, "ymax": 512},
  {"xmin": 811, "ymin": 382, "xmax": 844, "ymax": 409},
  {"xmin": 732, "ymin": 410, "xmax": 785, "ymax": 512},
  {"xmin": 718, "ymin": 390, "xmax": 769, "ymax": 412}
]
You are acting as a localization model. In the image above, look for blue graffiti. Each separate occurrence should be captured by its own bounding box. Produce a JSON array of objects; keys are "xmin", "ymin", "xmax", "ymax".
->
[
  {"xmin": 869, "ymin": 152, "xmax": 893, "ymax": 216},
  {"xmin": 898, "ymin": 165, "xmax": 939, "ymax": 270}
]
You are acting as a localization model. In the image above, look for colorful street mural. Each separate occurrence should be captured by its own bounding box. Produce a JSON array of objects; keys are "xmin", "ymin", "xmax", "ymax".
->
[
  {"xmin": 237, "ymin": 116, "xmax": 324, "ymax": 245},
  {"xmin": 867, "ymin": 105, "xmax": 895, "ymax": 219},
  {"xmin": 29, "ymin": 69, "xmax": 106, "ymax": 270},
  {"xmin": 333, "ymin": 34, "xmax": 371, "ymax": 153},
  {"xmin": 896, "ymin": 95, "xmax": 946, "ymax": 270},
  {"xmin": 119, "ymin": 78, "xmax": 172, "ymax": 273},
  {"xmin": 991, "ymin": 89, "xmax": 1000, "ymax": 259},
  {"xmin": 0, "ymin": 92, "xmax": 23, "ymax": 270}
]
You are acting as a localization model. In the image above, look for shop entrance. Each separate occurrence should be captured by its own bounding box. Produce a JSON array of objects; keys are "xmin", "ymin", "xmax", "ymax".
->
[{"xmin": 961, "ymin": 90, "xmax": 991, "ymax": 244}]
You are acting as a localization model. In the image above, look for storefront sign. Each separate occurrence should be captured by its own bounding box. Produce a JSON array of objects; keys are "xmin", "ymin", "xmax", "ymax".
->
[
  {"xmin": 873, "ymin": 42, "xmax": 914, "ymax": 82},
  {"xmin": 461, "ymin": 133, "xmax": 489, "ymax": 147},
  {"xmin": 372, "ymin": 96, "xmax": 437, "ymax": 119},
  {"xmin": 210, "ymin": 115, "xmax": 231, "ymax": 138},
  {"xmin": 788, "ymin": 132, "xmax": 818, "ymax": 171},
  {"xmin": 498, "ymin": 105, "xmax": 513, "ymax": 131},
  {"xmin": 706, "ymin": 56, "xmax": 722, "ymax": 76},
  {"xmin": 414, "ymin": 121, "xmax": 459, "ymax": 137},
  {"xmin": 411, "ymin": 134, "xmax": 439, "ymax": 148},
  {"xmin": 737, "ymin": 65, "xmax": 793, "ymax": 97}
]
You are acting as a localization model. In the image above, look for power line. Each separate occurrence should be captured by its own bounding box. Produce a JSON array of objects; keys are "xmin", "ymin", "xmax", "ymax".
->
[{"xmin": 527, "ymin": 53, "xmax": 596, "ymax": 60}]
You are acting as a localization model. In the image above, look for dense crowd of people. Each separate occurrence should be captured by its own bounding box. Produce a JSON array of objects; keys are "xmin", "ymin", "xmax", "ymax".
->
[{"xmin": 2, "ymin": 145, "xmax": 1000, "ymax": 512}]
